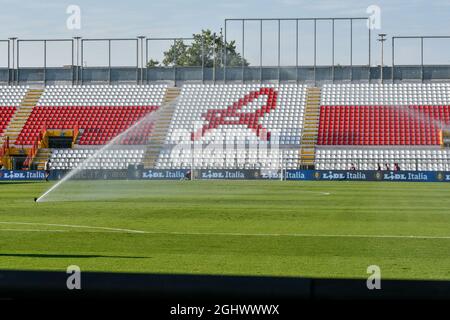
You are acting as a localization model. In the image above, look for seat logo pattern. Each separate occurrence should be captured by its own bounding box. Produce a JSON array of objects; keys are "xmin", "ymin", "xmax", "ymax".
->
[{"xmin": 191, "ymin": 88, "xmax": 278, "ymax": 141}]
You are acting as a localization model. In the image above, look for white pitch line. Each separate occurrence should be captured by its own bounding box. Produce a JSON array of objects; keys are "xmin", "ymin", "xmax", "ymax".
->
[
  {"xmin": 138, "ymin": 231, "xmax": 450, "ymax": 240},
  {"xmin": 0, "ymin": 222, "xmax": 146, "ymax": 234},
  {"xmin": 0, "ymin": 222, "xmax": 449, "ymax": 240},
  {"xmin": 0, "ymin": 228, "xmax": 68, "ymax": 233}
]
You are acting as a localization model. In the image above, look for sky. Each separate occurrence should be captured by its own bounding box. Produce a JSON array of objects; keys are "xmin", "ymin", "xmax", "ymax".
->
[{"xmin": 0, "ymin": 0, "xmax": 449, "ymax": 67}]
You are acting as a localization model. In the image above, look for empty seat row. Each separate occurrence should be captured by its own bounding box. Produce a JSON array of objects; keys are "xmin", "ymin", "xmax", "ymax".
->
[
  {"xmin": 0, "ymin": 86, "xmax": 28, "ymax": 106},
  {"xmin": 38, "ymin": 85, "xmax": 167, "ymax": 106},
  {"xmin": 49, "ymin": 148, "xmax": 145, "ymax": 170},
  {"xmin": 156, "ymin": 148, "xmax": 299, "ymax": 170},
  {"xmin": 316, "ymin": 148, "xmax": 450, "ymax": 171},
  {"xmin": 321, "ymin": 83, "xmax": 450, "ymax": 106}
]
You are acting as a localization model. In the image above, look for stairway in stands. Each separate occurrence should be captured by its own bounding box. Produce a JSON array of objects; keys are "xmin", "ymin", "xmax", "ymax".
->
[
  {"xmin": 32, "ymin": 148, "xmax": 51, "ymax": 170},
  {"xmin": 299, "ymin": 87, "xmax": 321, "ymax": 168},
  {"xmin": 3, "ymin": 89, "xmax": 44, "ymax": 146},
  {"xmin": 143, "ymin": 87, "xmax": 181, "ymax": 169}
]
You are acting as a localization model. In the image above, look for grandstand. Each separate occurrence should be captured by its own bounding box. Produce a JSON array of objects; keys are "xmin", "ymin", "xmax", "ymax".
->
[
  {"xmin": 316, "ymin": 83, "xmax": 450, "ymax": 171},
  {"xmin": 1, "ymin": 82, "xmax": 450, "ymax": 172},
  {"xmin": 1, "ymin": 20, "xmax": 450, "ymax": 175}
]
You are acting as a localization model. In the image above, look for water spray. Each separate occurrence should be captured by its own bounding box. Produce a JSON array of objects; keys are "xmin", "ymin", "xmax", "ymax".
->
[{"xmin": 35, "ymin": 105, "xmax": 167, "ymax": 203}]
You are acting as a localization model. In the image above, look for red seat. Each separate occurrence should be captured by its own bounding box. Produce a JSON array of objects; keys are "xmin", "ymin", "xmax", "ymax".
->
[
  {"xmin": 16, "ymin": 105, "xmax": 159, "ymax": 146},
  {"xmin": 317, "ymin": 105, "xmax": 450, "ymax": 146},
  {"xmin": 0, "ymin": 106, "xmax": 17, "ymax": 138}
]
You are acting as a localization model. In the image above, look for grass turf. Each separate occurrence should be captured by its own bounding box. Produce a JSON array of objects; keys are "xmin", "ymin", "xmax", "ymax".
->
[{"xmin": 0, "ymin": 180, "xmax": 449, "ymax": 280}]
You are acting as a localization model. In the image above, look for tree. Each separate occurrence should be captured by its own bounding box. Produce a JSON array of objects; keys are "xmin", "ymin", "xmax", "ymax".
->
[
  {"xmin": 147, "ymin": 59, "xmax": 160, "ymax": 67},
  {"xmin": 147, "ymin": 29, "xmax": 249, "ymax": 68}
]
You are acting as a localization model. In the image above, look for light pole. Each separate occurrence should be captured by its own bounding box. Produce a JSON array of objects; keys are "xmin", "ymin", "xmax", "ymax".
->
[
  {"xmin": 138, "ymin": 36, "xmax": 146, "ymax": 85},
  {"xmin": 9, "ymin": 37, "xmax": 17, "ymax": 84},
  {"xmin": 378, "ymin": 33, "xmax": 387, "ymax": 83},
  {"xmin": 73, "ymin": 36, "xmax": 81, "ymax": 85}
]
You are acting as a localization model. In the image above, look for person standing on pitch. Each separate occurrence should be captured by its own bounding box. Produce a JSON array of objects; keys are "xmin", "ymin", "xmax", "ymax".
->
[{"xmin": 44, "ymin": 159, "xmax": 51, "ymax": 182}]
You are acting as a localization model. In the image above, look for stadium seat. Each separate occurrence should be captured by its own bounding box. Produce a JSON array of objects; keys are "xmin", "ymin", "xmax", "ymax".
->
[
  {"xmin": 0, "ymin": 106, "xmax": 17, "ymax": 138},
  {"xmin": 318, "ymin": 83, "xmax": 450, "ymax": 146},
  {"xmin": 156, "ymin": 84, "xmax": 307, "ymax": 170},
  {"xmin": 49, "ymin": 148, "xmax": 145, "ymax": 170},
  {"xmin": 16, "ymin": 85, "xmax": 167, "ymax": 146},
  {"xmin": 315, "ymin": 148, "xmax": 450, "ymax": 171}
]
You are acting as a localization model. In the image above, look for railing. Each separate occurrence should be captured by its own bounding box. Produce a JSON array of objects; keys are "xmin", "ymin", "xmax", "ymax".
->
[
  {"xmin": 23, "ymin": 127, "xmax": 46, "ymax": 169},
  {"xmin": 73, "ymin": 125, "xmax": 79, "ymax": 146},
  {"xmin": 0, "ymin": 136, "xmax": 10, "ymax": 169}
]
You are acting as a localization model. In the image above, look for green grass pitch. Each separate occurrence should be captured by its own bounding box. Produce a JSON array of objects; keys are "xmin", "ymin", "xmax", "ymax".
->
[{"xmin": 0, "ymin": 180, "xmax": 449, "ymax": 280}]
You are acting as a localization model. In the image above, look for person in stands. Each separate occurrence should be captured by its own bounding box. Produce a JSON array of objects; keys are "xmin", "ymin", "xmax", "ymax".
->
[
  {"xmin": 377, "ymin": 163, "xmax": 382, "ymax": 171},
  {"xmin": 394, "ymin": 163, "xmax": 401, "ymax": 172},
  {"xmin": 385, "ymin": 163, "xmax": 390, "ymax": 171},
  {"xmin": 181, "ymin": 169, "xmax": 192, "ymax": 181},
  {"xmin": 350, "ymin": 163, "xmax": 356, "ymax": 171},
  {"xmin": 44, "ymin": 159, "xmax": 51, "ymax": 182}
]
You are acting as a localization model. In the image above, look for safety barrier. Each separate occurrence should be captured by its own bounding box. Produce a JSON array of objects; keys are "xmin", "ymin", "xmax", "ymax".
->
[{"xmin": 3, "ymin": 169, "xmax": 450, "ymax": 182}]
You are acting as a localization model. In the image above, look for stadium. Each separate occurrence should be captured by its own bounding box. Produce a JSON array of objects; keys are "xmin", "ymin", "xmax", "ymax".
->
[{"xmin": 1, "ymin": 0, "xmax": 450, "ymax": 304}]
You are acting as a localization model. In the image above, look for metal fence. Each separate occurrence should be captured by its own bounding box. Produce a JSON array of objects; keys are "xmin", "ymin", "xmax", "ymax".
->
[{"xmin": 0, "ymin": 17, "xmax": 450, "ymax": 85}]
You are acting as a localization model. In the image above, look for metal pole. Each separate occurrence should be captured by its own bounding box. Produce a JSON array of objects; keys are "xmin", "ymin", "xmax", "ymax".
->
[
  {"xmin": 391, "ymin": 37, "xmax": 394, "ymax": 83},
  {"xmin": 16, "ymin": 39, "xmax": 19, "ymax": 85},
  {"xmin": 80, "ymin": 39, "xmax": 84, "ymax": 85},
  {"xmin": 7, "ymin": 40, "xmax": 10, "ymax": 84},
  {"xmin": 224, "ymin": 20, "xmax": 227, "ymax": 83},
  {"xmin": 278, "ymin": 19, "xmax": 281, "ymax": 83},
  {"xmin": 381, "ymin": 39, "xmax": 383, "ymax": 83},
  {"xmin": 136, "ymin": 36, "xmax": 142, "ymax": 85},
  {"xmin": 314, "ymin": 19, "xmax": 317, "ymax": 86},
  {"xmin": 296, "ymin": 19, "xmax": 299, "ymax": 83},
  {"xmin": 44, "ymin": 40, "xmax": 47, "ymax": 85},
  {"xmin": 213, "ymin": 33, "xmax": 216, "ymax": 84},
  {"xmin": 74, "ymin": 38, "xmax": 78, "ymax": 85},
  {"xmin": 141, "ymin": 37, "xmax": 144, "ymax": 84},
  {"xmin": 378, "ymin": 33, "xmax": 387, "ymax": 84},
  {"xmin": 173, "ymin": 39, "xmax": 177, "ymax": 86},
  {"xmin": 108, "ymin": 40, "xmax": 111, "ymax": 84},
  {"xmin": 242, "ymin": 19, "xmax": 245, "ymax": 83},
  {"xmin": 71, "ymin": 38, "xmax": 75, "ymax": 85},
  {"xmin": 368, "ymin": 27, "xmax": 371, "ymax": 82},
  {"xmin": 332, "ymin": 19, "xmax": 335, "ymax": 83},
  {"xmin": 201, "ymin": 35, "xmax": 205, "ymax": 84},
  {"xmin": 260, "ymin": 20, "xmax": 263, "ymax": 82},
  {"xmin": 421, "ymin": 37, "xmax": 424, "ymax": 83},
  {"xmin": 145, "ymin": 38, "xmax": 149, "ymax": 84},
  {"xmin": 350, "ymin": 19, "xmax": 353, "ymax": 82}
]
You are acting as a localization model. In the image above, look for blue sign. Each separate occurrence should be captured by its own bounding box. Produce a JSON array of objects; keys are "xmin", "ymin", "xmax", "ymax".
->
[
  {"xmin": 196, "ymin": 169, "xmax": 260, "ymax": 180},
  {"xmin": 142, "ymin": 169, "xmax": 189, "ymax": 180},
  {"xmin": 260, "ymin": 170, "xmax": 282, "ymax": 180},
  {"xmin": 285, "ymin": 170, "xmax": 315, "ymax": 180},
  {"xmin": 0, "ymin": 170, "xmax": 46, "ymax": 181},
  {"xmin": 314, "ymin": 170, "xmax": 372, "ymax": 181},
  {"xmin": 285, "ymin": 170, "xmax": 450, "ymax": 183}
]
